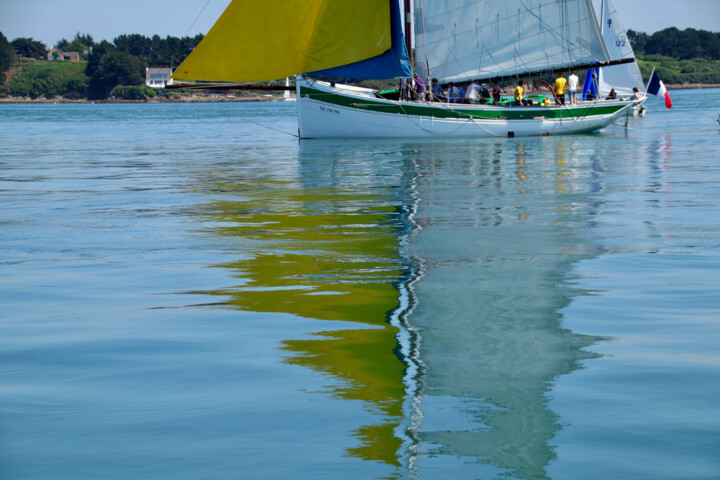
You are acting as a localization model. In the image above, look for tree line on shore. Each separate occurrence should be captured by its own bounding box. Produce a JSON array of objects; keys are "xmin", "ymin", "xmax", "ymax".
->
[
  {"xmin": 0, "ymin": 31, "xmax": 204, "ymax": 99},
  {"xmin": 1, "ymin": 27, "xmax": 719, "ymax": 100},
  {"xmin": 628, "ymin": 28, "xmax": 720, "ymax": 61}
]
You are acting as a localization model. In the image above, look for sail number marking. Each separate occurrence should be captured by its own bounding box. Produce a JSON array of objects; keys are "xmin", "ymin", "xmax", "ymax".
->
[{"xmin": 319, "ymin": 105, "xmax": 341, "ymax": 115}]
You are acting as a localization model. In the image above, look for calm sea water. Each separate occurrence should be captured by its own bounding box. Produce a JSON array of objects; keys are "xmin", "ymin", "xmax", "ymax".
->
[{"xmin": 1, "ymin": 91, "xmax": 719, "ymax": 480}]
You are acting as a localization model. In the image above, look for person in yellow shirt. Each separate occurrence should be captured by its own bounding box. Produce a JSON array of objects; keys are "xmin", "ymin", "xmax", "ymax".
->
[
  {"xmin": 514, "ymin": 80, "xmax": 527, "ymax": 105},
  {"xmin": 554, "ymin": 74, "xmax": 567, "ymax": 105}
]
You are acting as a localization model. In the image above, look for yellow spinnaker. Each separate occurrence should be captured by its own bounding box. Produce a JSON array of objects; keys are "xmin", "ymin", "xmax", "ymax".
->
[{"xmin": 173, "ymin": 0, "xmax": 392, "ymax": 83}]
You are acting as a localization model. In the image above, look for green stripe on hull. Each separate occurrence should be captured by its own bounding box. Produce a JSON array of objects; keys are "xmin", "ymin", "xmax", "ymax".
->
[{"xmin": 300, "ymin": 86, "xmax": 626, "ymax": 121}]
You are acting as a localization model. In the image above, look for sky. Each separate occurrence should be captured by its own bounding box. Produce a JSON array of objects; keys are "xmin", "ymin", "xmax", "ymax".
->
[{"xmin": 1, "ymin": 0, "xmax": 719, "ymax": 48}]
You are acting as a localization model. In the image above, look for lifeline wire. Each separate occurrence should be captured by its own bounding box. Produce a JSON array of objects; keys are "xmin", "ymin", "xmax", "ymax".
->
[{"xmin": 184, "ymin": 0, "xmax": 212, "ymax": 37}]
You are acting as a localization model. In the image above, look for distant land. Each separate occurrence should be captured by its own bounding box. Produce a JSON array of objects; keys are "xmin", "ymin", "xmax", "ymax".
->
[{"xmin": 1, "ymin": 27, "xmax": 719, "ymax": 102}]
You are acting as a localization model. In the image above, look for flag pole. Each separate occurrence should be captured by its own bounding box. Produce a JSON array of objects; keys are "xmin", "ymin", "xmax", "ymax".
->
[{"xmin": 645, "ymin": 67, "xmax": 655, "ymax": 94}]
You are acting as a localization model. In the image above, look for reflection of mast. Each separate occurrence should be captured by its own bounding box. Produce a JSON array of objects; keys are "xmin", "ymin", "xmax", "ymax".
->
[
  {"xmin": 389, "ymin": 155, "xmax": 426, "ymax": 478},
  {"xmin": 404, "ymin": 139, "xmax": 605, "ymax": 479}
]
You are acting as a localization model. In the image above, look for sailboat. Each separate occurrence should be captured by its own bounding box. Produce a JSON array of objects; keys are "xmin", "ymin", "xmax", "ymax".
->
[
  {"xmin": 596, "ymin": 0, "xmax": 647, "ymax": 114},
  {"xmin": 172, "ymin": 0, "xmax": 639, "ymax": 139}
]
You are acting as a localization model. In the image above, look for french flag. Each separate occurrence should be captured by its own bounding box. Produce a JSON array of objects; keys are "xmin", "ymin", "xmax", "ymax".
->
[{"xmin": 647, "ymin": 69, "xmax": 672, "ymax": 109}]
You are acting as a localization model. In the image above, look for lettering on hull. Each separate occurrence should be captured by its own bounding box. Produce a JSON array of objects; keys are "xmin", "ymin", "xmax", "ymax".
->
[{"xmin": 319, "ymin": 105, "xmax": 341, "ymax": 115}]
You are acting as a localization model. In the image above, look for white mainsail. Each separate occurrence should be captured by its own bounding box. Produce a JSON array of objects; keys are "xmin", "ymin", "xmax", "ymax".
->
[
  {"xmin": 415, "ymin": 0, "xmax": 610, "ymax": 83},
  {"xmin": 597, "ymin": 0, "xmax": 645, "ymax": 96}
]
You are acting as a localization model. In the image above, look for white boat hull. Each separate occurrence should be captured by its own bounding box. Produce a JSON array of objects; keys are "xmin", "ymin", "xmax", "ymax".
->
[
  {"xmin": 632, "ymin": 98, "xmax": 648, "ymax": 116},
  {"xmin": 296, "ymin": 77, "xmax": 636, "ymax": 139}
]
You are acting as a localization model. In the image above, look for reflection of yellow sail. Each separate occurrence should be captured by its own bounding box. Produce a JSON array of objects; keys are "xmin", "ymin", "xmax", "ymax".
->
[
  {"xmin": 173, "ymin": 0, "xmax": 391, "ymax": 82},
  {"xmin": 283, "ymin": 328, "xmax": 404, "ymax": 466},
  {"xmin": 202, "ymin": 179, "xmax": 407, "ymax": 467}
]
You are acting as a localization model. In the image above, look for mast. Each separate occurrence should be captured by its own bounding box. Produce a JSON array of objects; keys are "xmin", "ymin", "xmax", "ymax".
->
[
  {"xmin": 404, "ymin": 0, "xmax": 413, "ymax": 73},
  {"xmin": 599, "ymin": 0, "xmax": 606, "ymax": 94}
]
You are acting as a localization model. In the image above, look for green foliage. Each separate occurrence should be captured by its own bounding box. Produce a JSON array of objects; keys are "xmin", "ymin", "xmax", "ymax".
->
[
  {"xmin": 629, "ymin": 27, "xmax": 720, "ymax": 60},
  {"xmin": 0, "ymin": 61, "xmax": 87, "ymax": 97},
  {"xmin": 2, "ymin": 29, "xmax": 205, "ymax": 99},
  {"xmin": 627, "ymin": 30, "xmax": 648, "ymax": 55},
  {"xmin": 73, "ymin": 33, "xmax": 94, "ymax": 49},
  {"xmin": 637, "ymin": 55, "xmax": 720, "ymax": 84},
  {"xmin": 56, "ymin": 33, "xmax": 94, "ymax": 61},
  {"xmin": 85, "ymin": 40, "xmax": 114, "ymax": 78},
  {"xmin": 113, "ymin": 34, "xmax": 149, "ymax": 57},
  {"xmin": 113, "ymin": 33, "xmax": 204, "ymax": 67},
  {"xmin": 111, "ymin": 85, "xmax": 157, "ymax": 100},
  {"xmin": 0, "ymin": 32, "xmax": 16, "ymax": 83},
  {"xmin": 87, "ymin": 50, "xmax": 145, "ymax": 99},
  {"xmin": 11, "ymin": 37, "xmax": 47, "ymax": 59},
  {"xmin": 56, "ymin": 33, "xmax": 94, "ymax": 51},
  {"xmin": 55, "ymin": 38, "xmax": 69, "ymax": 51}
]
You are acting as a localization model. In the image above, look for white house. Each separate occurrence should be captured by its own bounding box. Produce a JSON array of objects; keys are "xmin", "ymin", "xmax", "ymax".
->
[{"xmin": 146, "ymin": 68, "xmax": 173, "ymax": 89}]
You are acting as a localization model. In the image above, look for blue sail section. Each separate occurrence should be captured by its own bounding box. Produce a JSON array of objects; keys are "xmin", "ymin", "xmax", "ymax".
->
[
  {"xmin": 309, "ymin": 0, "xmax": 412, "ymax": 79},
  {"xmin": 583, "ymin": 68, "xmax": 599, "ymax": 100}
]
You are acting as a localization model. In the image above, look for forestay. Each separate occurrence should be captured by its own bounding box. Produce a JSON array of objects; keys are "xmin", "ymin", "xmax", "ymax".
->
[{"xmin": 415, "ymin": 0, "xmax": 610, "ymax": 83}]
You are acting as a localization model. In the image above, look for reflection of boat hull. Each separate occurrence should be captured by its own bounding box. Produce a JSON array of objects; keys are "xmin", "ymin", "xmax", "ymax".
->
[
  {"xmin": 297, "ymin": 77, "xmax": 635, "ymax": 139},
  {"xmin": 633, "ymin": 98, "xmax": 647, "ymax": 116},
  {"xmin": 283, "ymin": 77, "xmax": 296, "ymax": 101}
]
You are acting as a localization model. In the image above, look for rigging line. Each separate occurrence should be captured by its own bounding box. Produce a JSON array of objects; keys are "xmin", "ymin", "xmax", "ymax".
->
[
  {"xmin": 466, "ymin": 115, "xmax": 506, "ymax": 137},
  {"xmin": 404, "ymin": 92, "xmax": 536, "ymax": 138},
  {"xmin": 251, "ymin": 121, "xmax": 299, "ymax": 138},
  {"xmin": 184, "ymin": 0, "xmax": 212, "ymax": 37},
  {"xmin": 514, "ymin": 0, "xmax": 602, "ymax": 58},
  {"xmin": 398, "ymin": 100, "xmax": 505, "ymax": 137},
  {"xmin": 393, "ymin": 101, "xmax": 474, "ymax": 135}
]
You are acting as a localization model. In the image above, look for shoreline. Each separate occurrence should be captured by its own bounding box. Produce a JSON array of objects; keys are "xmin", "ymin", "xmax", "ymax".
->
[
  {"xmin": 666, "ymin": 83, "xmax": 720, "ymax": 89},
  {"xmin": 0, "ymin": 92, "xmax": 286, "ymax": 104}
]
